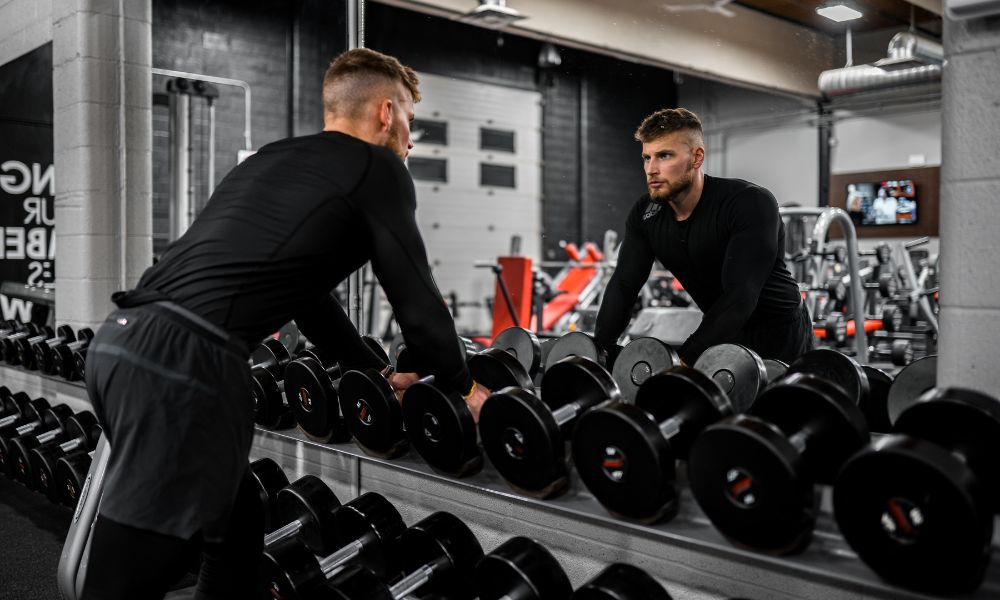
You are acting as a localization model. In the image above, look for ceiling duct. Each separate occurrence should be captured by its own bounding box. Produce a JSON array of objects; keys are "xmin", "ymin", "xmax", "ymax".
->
[
  {"xmin": 458, "ymin": 0, "xmax": 526, "ymax": 29},
  {"xmin": 819, "ymin": 32, "xmax": 943, "ymax": 97}
]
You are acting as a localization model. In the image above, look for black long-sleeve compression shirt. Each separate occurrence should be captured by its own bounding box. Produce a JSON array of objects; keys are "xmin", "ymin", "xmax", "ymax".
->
[
  {"xmin": 594, "ymin": 174, "xmax": 801, "ymax": 364},
  {"xmin": 136, "ymin": 131, "xmax": 472, "ymax": 393}
]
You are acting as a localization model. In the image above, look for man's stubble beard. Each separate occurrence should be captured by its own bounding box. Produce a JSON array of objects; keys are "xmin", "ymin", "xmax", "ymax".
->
[{"xmin": 648, "ymin": 166, "xmax": 694, "ymax": 206}]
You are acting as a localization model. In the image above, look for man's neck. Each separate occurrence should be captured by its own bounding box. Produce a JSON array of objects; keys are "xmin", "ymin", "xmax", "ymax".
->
[
  {"xmin": 323, "ymin": 118, "xmax": 376, "ymax": 145},
  {"xmin": 668, "ymin": 171, "xmax": 705, "ymax": 221}
]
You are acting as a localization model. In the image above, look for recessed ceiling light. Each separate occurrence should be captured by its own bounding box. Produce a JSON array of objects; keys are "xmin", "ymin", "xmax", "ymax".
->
[{"xmin": 817, "ymin": 4, "xmax": 863, "ymax": 22}]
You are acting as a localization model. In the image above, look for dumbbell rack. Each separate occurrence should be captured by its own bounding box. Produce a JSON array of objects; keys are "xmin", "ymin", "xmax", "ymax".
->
[{"xmin": 5, "ymin": 361, "xmax": 1000, "ymax": 600}]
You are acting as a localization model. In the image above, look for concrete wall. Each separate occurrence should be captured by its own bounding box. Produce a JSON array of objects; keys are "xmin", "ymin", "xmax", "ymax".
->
[
  {"xmin": 0, "ymin": 0, "xmax": 52, "ymax": 66},
  {"xmin": 937, "ymin": 13, "xmax": 1000, "ymax": 393}
]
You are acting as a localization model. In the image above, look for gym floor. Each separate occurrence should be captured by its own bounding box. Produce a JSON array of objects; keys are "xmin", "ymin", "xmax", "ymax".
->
[{"xmin": 0, "ymin": 476, "xmax": 196, "ymax": 600}]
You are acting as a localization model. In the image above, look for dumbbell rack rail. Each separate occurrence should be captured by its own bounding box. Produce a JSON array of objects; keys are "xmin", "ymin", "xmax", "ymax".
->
[{"xmin": 4, "ymin": 361, "xmax": 999, "ymax": 600}]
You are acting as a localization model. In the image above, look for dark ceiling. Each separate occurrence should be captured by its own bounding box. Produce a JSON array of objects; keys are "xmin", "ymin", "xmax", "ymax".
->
[{"xmin": 735, "ymin": 0, "xmax": 940, "ymax": 35}]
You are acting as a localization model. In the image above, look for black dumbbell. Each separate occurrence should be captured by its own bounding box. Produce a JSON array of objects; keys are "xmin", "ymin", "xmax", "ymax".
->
[
  {"xmin": 835, "ymin": 387, "xmax": 1000, "ymax": 594},
  {"xmin": 763, "ymin": 358, "xmax": 788, "ymax": 383},
  {"xmin": 73, "ymin": 346, "xmax": 88, "ymax": 382},
  {"xmin": 249, "ymin": 338, "xmax": 294, "ymax": 429},
  {"xmin": 0, "ymin": 390, "xmax": 35, "ymax": 421},
  {"xmin": 0, "ymin": 323, "xmax": 44, "ymax": 363},
  {"xmin": 262, "ymin": 492, "xmax": 405, "ymax": 599},
  {"xmin": 573, "ymin": 365, "xmax": 730, "ymax": 522},
  {"xmin": 688, "ymin": 357, "xmax": 869, "ymax": 553},
  {"xmin": 610, "ymin": 337, "xmax": 680, "ymax": 403},
  {"xmin": 54, "ymin": 449, "xmax": 94, "ymax": 506},
  {"xmin": 315, "ymin": 511, "xmax": 483, "ymax": 600},
  {"xmin": 43, "ymin": 328, "xmax": 94, "ymax": 376},
  {"xmin": 479, "ymin": 356, "xmax": 620, "ymax": 497},
  {"xmin": 491, "ymin": 327, "xmax": 542, "ymax": 380},
  {"xmin": 25, "ymin": 325, "xmax": 75, "ymax": 371},
  {"xmin": 263, "ymin": 475, "xmax": 343, "ymax": 555},
  {"xmin": 30, "ymin": 412, "xmax": 103, "ymax": 501},
  {"xmin": 0, "ymin": 403, "xmax": 73, "ymax": 478},
  {"xmin": 10, "ymin": 324, "xmax": 55, "ymax": 367},
  {"xmin": 572, "ymin": 563, "xmax": 673, "ymax": 599},
  {"xmin": 250, "ymin": 457, "xmax": 291, "ymax": 532},
  {"xmin": 885, "ymin": 354, "xmax": 937, "ymax": 425},
  {"xmin": 476, "ymin": 536, "xmax": 572, "ymax": 600},
  {"xmin": 692, "ymin": 343, "xmax": 769, "ymax": 414},
  {"xmin": 860, "ymin": 365, "xmax": 893, "ymax": 433},
  {"xmin": 544, "ymin": 332, "xmax": 607, "ymax": 370},
  {"xmin": 9, "ymin": 410, "xmax": 94, "ymax": 488},
  {"xmin": 823, "ymin": 313, "xmax": 847, "ymax": 347},
  {"xmin": 881, "ymin": 305, "xmax": 904, "ymax": 333}
]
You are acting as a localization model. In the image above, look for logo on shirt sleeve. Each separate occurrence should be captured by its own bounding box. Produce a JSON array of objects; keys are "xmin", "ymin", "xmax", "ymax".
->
[{"xmin": 642, "ymin": 202, "xmax": 662, "ymax": 221}]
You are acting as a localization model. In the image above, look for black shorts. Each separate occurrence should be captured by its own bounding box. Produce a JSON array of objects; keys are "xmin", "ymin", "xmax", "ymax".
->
[
  {"xmin": 86, "ymin": 301, "xmax": 252, "ymax": 541},
  {"xmin": 734, "ymin": 301, "xmax": 814, "ymax": 365}
]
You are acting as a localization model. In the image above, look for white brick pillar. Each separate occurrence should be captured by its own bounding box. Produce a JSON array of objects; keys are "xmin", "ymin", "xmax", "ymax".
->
[
  {"xmin": 52, "ymin": 0, "xmax": 152, "ymax": 330},
  {"xmin": 938, "ymin": 14, "xmax": 1000, "ymax": 394}
]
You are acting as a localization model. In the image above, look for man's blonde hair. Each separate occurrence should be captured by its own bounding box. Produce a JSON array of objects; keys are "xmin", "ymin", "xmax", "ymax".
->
[
  {"xmin": 634, "ymin": 107, "xmax": 704, "ymax": 148},
  {"xmin": 322, "ymin": 48, "xmax": 421, "ymax": 118}
]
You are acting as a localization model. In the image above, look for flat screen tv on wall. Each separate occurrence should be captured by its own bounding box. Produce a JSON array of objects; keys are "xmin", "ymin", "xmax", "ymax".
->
[{"xmin": 846, "ymin": 179, "xmax": 917, "ymax": 226}]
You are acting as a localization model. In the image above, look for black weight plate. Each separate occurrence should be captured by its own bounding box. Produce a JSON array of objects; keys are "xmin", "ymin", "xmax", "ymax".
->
[
  {"xmin": 252, "ymin": 338, "xmax": 290, "ymax": 371},
  {"xmin": 283, "ymin": 357, "xmax": 349, "ymax": 443},
  {"xmin": 693, "ymin": 344, "xmax": 767, "ymax": 414},
  {"xmin": 249, "ymin": 457, "xmax": 290, "ymax": 533},
  {"xmin": 546, "ymin": 332, "xmax": 605, "ymax": 368},
  {"xmin": 323, "ymin": 564, "xmax": 394, "ymax": 600},
  {"xmin": 334, "ymin": 492, "xmax": 405, "ymax": 580},
  {"xmin": 251, "ymin": 369, "xmax": 288, "ymax": 429},
  {"xmin": 572, "ymin": 404, "xmax": 679, "ymax": 522},
  {"xmin": 479, "ymin": 387, "xmax": 567, "ymax": 496},
  {"xmin": 572, "ymin": 563, "xmax": 673, "ymax": 600},
  {"xmin": 261, "ymin": 537, "xmax": 324, "ymax": 599},
  {"xmin": 895, "ymin": 387, "xmax": 1000, "ymax": 513},
  {"xmin": 277, "ymin": 321, "xmax": 304, "ymax": 356},
  {"xmin": 860, "ymin": 366, "xmax": 893, "ymax": 433},
  {"xmin": 886, "ymin": 355, "xmax": 937, "ymax": 425},
  {"xmin": 882, "ymin": 306, "xmax": 903, "ymax": 332},
  {"xmin": 477, "ymin": 536, "xmax": 573, "ymax": 600},
  {"xmin": 540, "ymin": 356, "xmax": 620, "ymax": 437},
  {"xmin": 611, "ymin": 337, "xmax": 681, "ymax": 404},
  {"xmin": 338, "ymin": 369, "xmax": 406, "ymax": 459},
  {"xmin": 399, "ymin": 512, "xmax": 484, "ymax": 600},
  {"xmin": 31, "ymin": 445, "xmax": 64, "ymax": 502},
  {"xmin": 275, "ymin": 475, "xmax": 341, "ymax": 555},
  {"xmin": 73, "ymin": 348, "xmax": 87, "ymax": 382},
  {"xmin": 687, "ymin": 415, "xmax": 816, "ymax": 554},
  {"xmin": 763, "ymin": 359, "xmax": 788, "ymax": 385},
  {"xmin": 890, "ymin": 339, "xmax": 913, "ymax": 366},
  {"xmin": 635, "ymin": 366, "xmax": 731, "ymax": 458},
  {"xmin": 786, "ymin": 348, "xmax": 870, "ymax": 408},
  {"xmin": 538, "ymin": 337, "xmax": 558, "ymax": 371},
  {"xmin": 492, "ymin": 327, "xmax": 542, "ymax": 378},
  {"xmin": 752, "ymin": 373, "xmax": 869, "ymax": 484},
  {"xmin": 402, "ymin": 380, "xmax": 481, "ymax": 477},
  {"xmin": 834, "ymin": 435, "xmax": 992, "ymax": 595},
  {"xmin": 468, "ymin": 348, "xmax": 534, "ymax": 392},
  {"xmin": 54, "ymin": 451, "xmax": 91, "ymax": 507},
  {"xmin": 824, "ymin": 313, "xmax": 847, "ymax": 346}
]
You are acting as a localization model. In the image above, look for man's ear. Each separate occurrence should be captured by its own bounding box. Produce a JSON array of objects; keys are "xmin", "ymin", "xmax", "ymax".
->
[
  {"xmin": 692, "ymin": 145, "xmax": 706, "ymax": 169},
  {"xmin": 377, "ymin": 98, "xmax": 393, "ymax": 132}
]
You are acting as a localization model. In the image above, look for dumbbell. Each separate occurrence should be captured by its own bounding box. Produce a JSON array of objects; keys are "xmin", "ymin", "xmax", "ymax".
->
[
  {"xmin": 688, "ymin": 350, "xmax": 870, "ymax": 553},
  {"xmin": 763, "ymin": 358, "xmax": 788, "ymax": 382},
  {"xmin": 29, "ymin": 413, "xmax": 103, "ymax": 501},
  {"xmin": 53, "ymin": 449, "xmax": 94, "ymax": 506},
  {"xmin": 283, "ymin": 337, "xmax": 390, "ymax": 443},
  {"xmin": 262, "ymin": 492, "xmax": 405, "ymax": 599},
  {"xmin": 885, "ymin": 354, "xmax": 936, "ymax": 425},
  {"xmin": 73, "ymin": 347, "xmax": 88, "ymax": 382},
  {"xmin": 692, "ymin": 343, "xmax": 770, "ymax": 414},
  {"xmin": 264, "ymin": 475, "xmax": 342, "ymax": 555},
  {"xmin": 572, "ymin": 364, "xmax": 731, "ymax": 522},
  {"xmin": 250, "ymin": 457, "xmax": 291, "ymax": 532},
  {"xmin": 52, "ymin": 329, "xmax": 95, "ymax": 380},
  {"xmin": 314, "ymin": 511, "xmax": 483, "ymax": 600},
  {"xmin": 8, "ymin": 324, "xmax": 55, "ymax": 367},
  {"xmin": 491, "ymin": 326, "xmax": 543, "ymax": 379},
  {"xmin": 249, "ymin": 338, "xmax": 294, "ymax": 429},
  {"xmin": 834, "ymin": 387, "xmax": 1000, "ymax": 594},
  {"xmin": 610, "ymin": 337, "xmax": 680, "ymax": 403},
  {"xmin": 0, "ymin": 403, "xmax": 73, "ymax": 478},
  {"xmin": 881, "ymin": 305, "xmax": 904, "ymax": 332},
  {"xmin": 0, "ymin": 322, "xmax": 44, "ymax": 363},
  {"xmin": 823, "ymin": 312, "xmax": 847, "ymax": 347},
  {"xmin": 860, "ymin": 365, "xmax": 893, "ymax": 433},
  {"xmin": 348, "ymin": 333, "xmax": 531, "ymax": 462},
  {"xmin": 40, "ymin": 328, "xmax": 93, "ymax": 376},
  {"xmin": 479, "ymin": 355, "xmax": 620, "ymax": 497},
  {"xmin": 23, "ymin": 325, "xmax": 74, "ymax": 370},
  {"xmin": 544, "ymin": 332, "xmax": 607, "ymax": 370},
  {"xmin": 476, "ymin": 536, "xmax": 572, "ymax": 600},
  {"xmin": 8, "ymin": 410, "xmax": 95, "ymax": 488},
  {"xmin": 0, "ymin": 391, "xmax": 38, "ymax": 421},
  {"xmin": 572, "ymin": 563, "xmax": 673, "ymax": 600}
]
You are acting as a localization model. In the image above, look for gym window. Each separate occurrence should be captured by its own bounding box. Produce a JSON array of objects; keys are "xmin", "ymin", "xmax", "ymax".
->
[
  {"xmin": 480, "ymin": 163, "xmax": 516, "ymax": 188},
  {"xmin": 408, "ymin": 157, "xmax": 448, "ymax": 183},
  {"xmin": 480, "ymin": 128, "xmax": 515, "ymax": 153},
  {"xmin": 411, "ymin": 119, "xmax": 448, "ymax": 145}
]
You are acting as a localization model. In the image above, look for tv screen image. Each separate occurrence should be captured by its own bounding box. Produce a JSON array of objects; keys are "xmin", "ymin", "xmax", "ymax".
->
[{"xmin": 846, "ymin": 179, "xmax": 917, "ymax": 226}]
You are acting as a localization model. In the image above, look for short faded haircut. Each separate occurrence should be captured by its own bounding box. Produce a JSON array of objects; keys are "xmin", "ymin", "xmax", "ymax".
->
[
  {"xmin": 634, "ymin": 107, "xmax": 704, "ymax": 148},
  {"xmin": 322, "ymin": 48, "xmax": 421, "ymax": 119}
]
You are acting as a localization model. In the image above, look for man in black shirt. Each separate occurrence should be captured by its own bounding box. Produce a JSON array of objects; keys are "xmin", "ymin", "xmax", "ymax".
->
[
  {"xmin": 79, "ymin": 49, "xmax": 489, "ymax": 600},
  {"xmin": 594, "ymin": 108, "xmax": 811, "ymax": 366}
]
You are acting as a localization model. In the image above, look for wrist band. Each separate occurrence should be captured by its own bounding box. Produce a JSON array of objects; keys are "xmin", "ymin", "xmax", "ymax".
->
[{"xmin": 462, "ymin": 381, "xmax": 478, "ymax": 401}]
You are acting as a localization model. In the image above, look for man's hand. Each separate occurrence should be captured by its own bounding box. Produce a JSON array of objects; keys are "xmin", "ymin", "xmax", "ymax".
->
[
  {"xmin": 387, "ymin": 371, "xmax": 420, "ymax": 402},
  {"xmin": 464, "ymin": 381, "xmax": 492, "ymax": 423}
]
